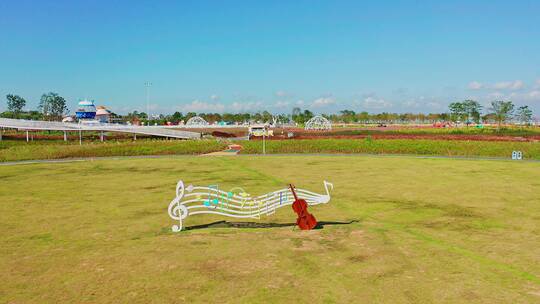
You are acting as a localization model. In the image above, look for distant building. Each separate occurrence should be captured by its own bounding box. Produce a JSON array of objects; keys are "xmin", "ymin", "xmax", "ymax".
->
[
  {"xmin": 95, "ymin": 106, "xmax": 111, "ymax": 123},
  {"xmin": 62, "ymin": 116, "xmax": 75, "ymax": 123},
  {"xmin": 248, "ymin": 124, "xmax": 273, "ymax": 137},
  {"xmin": 75, "ymin": 100, "xmax": 97, "ymax": 120}
]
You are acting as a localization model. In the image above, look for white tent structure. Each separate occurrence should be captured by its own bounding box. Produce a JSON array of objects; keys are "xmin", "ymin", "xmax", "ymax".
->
[
  {"xmin": 185, "ymin": 116, "xmax": 208, "ymax": 127},
  {"xmin": 305, "ymin": 115, "xmax": 332, "ymax": 130}
]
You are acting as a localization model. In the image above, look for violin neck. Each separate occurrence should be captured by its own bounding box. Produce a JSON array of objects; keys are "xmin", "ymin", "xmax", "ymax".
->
[{"xmin": 289, "ymin": 184, "xmax": 299, "ymax": 200}]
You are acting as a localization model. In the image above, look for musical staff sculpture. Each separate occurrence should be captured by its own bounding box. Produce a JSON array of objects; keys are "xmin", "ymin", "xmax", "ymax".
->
[{"xmin": 167, "ymin": 180, "xmax": 333, "ymax": 232}]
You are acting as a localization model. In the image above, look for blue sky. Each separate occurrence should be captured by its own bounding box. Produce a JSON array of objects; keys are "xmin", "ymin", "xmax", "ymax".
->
[{"xmin": 1, "ymin": 0, "xmax": 539, "ymax": 115}]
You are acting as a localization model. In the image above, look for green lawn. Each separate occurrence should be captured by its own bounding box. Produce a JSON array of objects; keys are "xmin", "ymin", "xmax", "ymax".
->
[
  {"xmin": 2, "ymin": 138, "xmax": 540, "ymax": 162},
  {"xmin": 241, "ymin": 139, "xmax": 540, "ymax": 159},
  {"xmin": 1, "ymin": 156, "xmax": 539, "ymax": 303},
  {"xmin": 0, "ymin": 139, "xmax": 227, "ymax": 162}
]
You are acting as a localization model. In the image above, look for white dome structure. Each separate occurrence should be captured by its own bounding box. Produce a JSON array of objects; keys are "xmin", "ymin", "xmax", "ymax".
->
[
  {"xmin": 305, "ymin": 115, "xmax": 332, "ymax": 130},
  {"xmin": 186, "ymin": 116, "xmax": 208, "ymax": 126}
]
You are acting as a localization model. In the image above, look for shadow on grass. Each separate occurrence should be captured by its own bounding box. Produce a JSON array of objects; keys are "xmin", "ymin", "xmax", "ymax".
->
[{"xmin": 185, "ymin": 220, "xmax": 359, "ymax": 230}]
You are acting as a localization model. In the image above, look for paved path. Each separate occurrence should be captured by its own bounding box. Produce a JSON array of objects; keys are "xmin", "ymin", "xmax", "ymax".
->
[
  {"xmin": 1, "ymin": 152, "xmax": 538, "ymax": 166},
  {"xmin": 201, "ymin": 144, "xmax": 243, "ymax": 156}
]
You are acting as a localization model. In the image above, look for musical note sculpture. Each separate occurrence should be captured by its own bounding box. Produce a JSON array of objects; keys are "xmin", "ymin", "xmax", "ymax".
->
[{"xmin": 167, "ymin": 180, "xmax": 333, "ymax": 232}]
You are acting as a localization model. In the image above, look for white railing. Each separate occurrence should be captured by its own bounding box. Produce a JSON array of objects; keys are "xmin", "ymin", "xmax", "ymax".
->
[{"xmin": 0, "ymin": 118, "xmax": 200, "ymax": 139}]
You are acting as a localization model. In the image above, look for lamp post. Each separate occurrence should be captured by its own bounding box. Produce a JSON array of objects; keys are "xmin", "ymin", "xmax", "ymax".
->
[
  {"xmin": 145, "ymin": 81, "xmax": 152, "ymax": 126},
  {"xmin": 262, "ymin": 125, "xmax": 267, "ymax": 155}
]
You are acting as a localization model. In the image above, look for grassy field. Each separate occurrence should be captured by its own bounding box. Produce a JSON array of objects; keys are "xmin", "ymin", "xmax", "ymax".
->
[
  {"xmin": 0, "ymin": 139, "xmax": 227, "ymax": 162},
  {"xmin": 1, "ymin": 155, "xmax": 539, "ymax": 303},
  {"xmin": 2, "ymin": 138, "xmax": 540, "ymax": 162},
  {"xmin": 241, "ymin": 139, "xmax": 540, "ymax": 159}
]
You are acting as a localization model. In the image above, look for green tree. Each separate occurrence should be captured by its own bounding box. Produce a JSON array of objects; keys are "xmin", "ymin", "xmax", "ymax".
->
[
  {"xmin": 170, "ymin": 111, "xmax": 184, "ymax": 123},
  {"xmin": 462, "ymin": 100, "xmax": 482, "ymax": 124},
  {"xmin": 39, "ymin": 92, "xmax": 68, "ymax": 120},
  {"xmin": 6, "ymin": 94, "xmax": 26, "ymax": 117},
  {"xmin": 339, "ymin": 110, "xmax": 356, "ymax": 123},
  {"xmin": 515, "ymin": 105, "xmax": 533, "ymax": 126},
  {"xmin": 357, "ymin": 111, "xmax": 370, "ymax": 123},
  {"xmin": 448, "ymin": 102, "xmax": 466, "ymax": 123},
  {"xmin": 489, "ymin": 100, "xmax": 514, "ymax": 130},
  {"xmin": 261, "ymin": 110, "xmax": 273, "ymax": 123},
  {"xmin": 185, "ymin": 112, "xmax": 197, "ymax": 122}
]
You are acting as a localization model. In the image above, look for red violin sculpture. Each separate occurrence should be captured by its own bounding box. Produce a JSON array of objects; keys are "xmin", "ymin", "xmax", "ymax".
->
[{"xmin": 289, "ymin": 184, "xmax": 318, "ymax": 230}]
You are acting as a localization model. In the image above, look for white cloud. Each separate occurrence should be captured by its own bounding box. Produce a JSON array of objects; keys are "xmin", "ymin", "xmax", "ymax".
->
[
  {"xmin": 468, "ymin": 80, "xmax": 526, "ymax": 91},
  {"xmin": 403, "ymin": 100, "xmax": 420, "ymax": 108},
  {"xmin": 534, "ymin": 79, "xmax": 540, "ymax": 89},
  {"xmin": 482, "ymin": 89, "xmax": 540, "ymax": 103},
  {"xmin": 487, "ymin": 91, "xmax": 505, "ymax": 99},
  {"xmin": 275, "ymin": 90, "xmax": 289, "ymax": 98},
  {"xmin": 180, "ymin": 100, "xmax": 225, "ymax": 113},
  {"xmin": 178, "ymin": 100, "xmax": 265, "ymax": 113},
  {"xmin": 210, "ymin": 94, "xmax": 220, "ymax": 101},
  {"xmin": 148, "ymin": 103, "xmax": 160, "ymax": 111},
  {"xmin": 312, "ymin": 97, "xmax": 336, "ymax": 107},
  {"xmin": 528, "ymin": 90, "xmax": 540, "ymax": 99},
  {"xmin": 230, "ymin": 101, "xmax": 263, "ymax": 112},
  {"xmin": 362, "ymin": 97, "xmax": 392, "ymax": 109},
  {"xmin": 468, "ymin": 81, "xmax": 484, "ymax": 90},
  {"xmin": 274, "ymin": 101, "xmax": 290, "ymax": 108},
  {"xmin": 492, "ymin": 80, "xmax": 524, "ymax": 90},
  {"xmin": 426, "ymin": 102, "xmax": 443, "ymax": 109},
  {"xmin": 295, "ymin": 100, "xmax": 305, "ymax": 106}
]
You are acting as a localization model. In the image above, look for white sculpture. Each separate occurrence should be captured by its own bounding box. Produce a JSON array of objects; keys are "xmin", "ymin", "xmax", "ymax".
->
[
  {"xmin": 168, "ymin": 180, "xmax": 333, "ymax": 231},
  {"xmin": 186, "ymin": 116, "xmax": 208, "ymax": 126},
  {"xmin": 305, "ymin": 115, "xmax": 332, "ymax": 130}
]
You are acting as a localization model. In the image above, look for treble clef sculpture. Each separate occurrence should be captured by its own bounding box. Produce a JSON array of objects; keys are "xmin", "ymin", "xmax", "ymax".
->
[{"xmin": 168, "ymin": 181, "xmax": 189, "ymax": 232}]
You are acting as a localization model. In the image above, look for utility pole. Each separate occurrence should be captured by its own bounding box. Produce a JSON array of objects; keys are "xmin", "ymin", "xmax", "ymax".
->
[
  {"xmin": 145, "ymin": 81, "xmax": 152, "ymax": 126},
  {"xmin": 262, "ymin": 126, "xmax": 266, "ymax": 155}
]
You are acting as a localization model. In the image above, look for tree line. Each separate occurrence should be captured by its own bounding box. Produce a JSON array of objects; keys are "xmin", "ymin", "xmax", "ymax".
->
[
  {"xmin": 2, "ymin": 93, "xmax": 69, "ymax": 121},
  {"xmin": 447, "ymin": 100, "xmax": 533, "ymax": 128},
  {"xmin": 2, "ymin": 93, "xmax": 535, "ymax": 126}
]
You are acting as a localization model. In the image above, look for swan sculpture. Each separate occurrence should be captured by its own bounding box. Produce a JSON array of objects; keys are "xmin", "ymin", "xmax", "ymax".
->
[{"xmin": 167, "ymin": 180, "xmax": 333, "ymax": 231}]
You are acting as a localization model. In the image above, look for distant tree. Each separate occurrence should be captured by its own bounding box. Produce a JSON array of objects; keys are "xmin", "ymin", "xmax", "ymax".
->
[
  {"xmin": 39, "ymin": 92, "xmax": 68, "ymax": 120},
  {"xmin": 185, "ymin": 112, "xmax": 197, "ymax": 122},
  {"xmin": 261, "ymin": 110, "xmax": 273, "ymax": 123},
  {"xmin": 489, "ymin": 100, "xmax": 514, "ymax": 130},
  {"xmin": 303, "ymin": 109, "xmax": 314, "ymax": 122},
  {"xmin": 448, "ymin": 102, "xmax": 466, "ymax": 123},
  {"xmin": 481, "ymin": 113, "xmax": 496, "ymax": 124},
  {"xmin": 357, "ymin": 111, "xmax": 369, "ymax": 123},
  {"xmin": 339, "ymin": 110, "xmax": 356, "ymax": 123},
  {"xmin": 170, "ymin": 111, "xmax": 183, "ymax": 123},
  {"xmin": 439, "ymin": 113, "xmax": 450, "ymax": 121},
  {"xmin": 290, "ymin": 108, "xmax": 314, "ymax": 124},
  {"xmin": 515, "ymin": 105, "xmax": 533, "ymax": 126},
  {"xmin": 251, "ymin": 112, "xmax": 262, "ymax": 123},
  {"xmin": 275, "ymin": 113, "xmax": 289, "ymax": 124},
  {"xmin": 462, "ymin": 100, "xmax": 482, "ymax": 124},
  {"xmin": 6, "ymin": 94, "xmax": 26, "ymax": 117}
]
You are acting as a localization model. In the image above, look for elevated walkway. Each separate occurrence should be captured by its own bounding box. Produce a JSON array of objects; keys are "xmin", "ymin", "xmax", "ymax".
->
[{"xmin": 0, "ymin": 118, "xmax": 201, "ymax": 140}]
